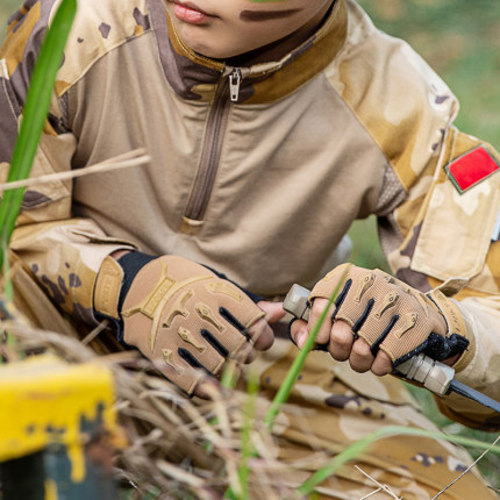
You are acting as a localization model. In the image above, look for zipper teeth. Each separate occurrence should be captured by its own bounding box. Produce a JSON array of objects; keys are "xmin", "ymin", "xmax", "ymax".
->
[
  {"xmin": 183, "ymin": 77, "xmax": 231, "ymax": 221},
  {"xmin": 183, "ymin": 68, "xmax": 245, "ymax": 222}
]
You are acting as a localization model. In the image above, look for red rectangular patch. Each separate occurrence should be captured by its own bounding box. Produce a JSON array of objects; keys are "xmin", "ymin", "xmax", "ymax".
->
[{"xmin": 445, "ymin": 146, "xmax": 500, "ymax": 193}]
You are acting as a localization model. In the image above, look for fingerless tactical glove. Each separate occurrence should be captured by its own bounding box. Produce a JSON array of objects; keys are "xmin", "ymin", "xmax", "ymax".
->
[
  {"xmin": 310, "ymin": 264, "xmax": 471, "ymax": 366},
  {"xmin": 94, "ymin": 253, "xmax": 266, "ymax": 394}
]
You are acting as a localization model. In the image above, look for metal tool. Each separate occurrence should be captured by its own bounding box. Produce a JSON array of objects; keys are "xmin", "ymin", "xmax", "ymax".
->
[{"xmin": 284, "ymin": 284, "xmax": 500, "ymax": 412}]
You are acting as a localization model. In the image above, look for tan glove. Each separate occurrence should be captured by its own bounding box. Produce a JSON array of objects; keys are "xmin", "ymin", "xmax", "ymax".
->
[
  {"xmin": 94, "ymin": 254, "xmax": 269, "ymax": 394},
  {"xmin": 309, "ymin": 264, "xmax": 470, "ymax": 367}
]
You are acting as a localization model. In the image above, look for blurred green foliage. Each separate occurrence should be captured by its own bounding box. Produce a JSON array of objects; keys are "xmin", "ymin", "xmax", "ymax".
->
[
  {"xmin": 351, "ymin": 0, "xmax": 500, "ymax": 274},
  {"xmin": 0, "ymin": 0, "xmax": 18, "ymax": 40},
  {"xmin": 358, "ymin": 0, "xmax": 500, "ymax": 143}
]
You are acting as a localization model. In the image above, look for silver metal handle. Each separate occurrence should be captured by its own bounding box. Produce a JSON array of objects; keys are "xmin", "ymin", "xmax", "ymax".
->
[{"xmin": 283, "ymin": 284, "xmax": 454, "ymax": 396}]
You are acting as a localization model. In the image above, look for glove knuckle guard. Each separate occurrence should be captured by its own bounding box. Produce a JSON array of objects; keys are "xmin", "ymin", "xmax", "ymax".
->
[
  {"xmin": 96, "ymin": 255, "xmax": 265, "ymax": 394},
  {"xmin": 310, "ymin": 264, "xmax": 469, "ymax": 365}
]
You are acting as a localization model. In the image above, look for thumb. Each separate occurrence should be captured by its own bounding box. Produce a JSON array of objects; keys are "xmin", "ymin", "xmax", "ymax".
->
[{"xmin": 257, "ymin": 301, "xmax": 286, "ymax": 324}]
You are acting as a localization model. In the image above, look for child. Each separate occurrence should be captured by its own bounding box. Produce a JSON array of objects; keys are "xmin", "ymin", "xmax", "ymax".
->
[{"xmin": 1, "ymin": 0, "xmax": 499, "ymax": 496}]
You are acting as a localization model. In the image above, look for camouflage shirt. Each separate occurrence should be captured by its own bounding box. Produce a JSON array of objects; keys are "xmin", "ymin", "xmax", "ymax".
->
[{"xmin": 1, "ymin": 0, "xmax": 499, "ymax": 429}]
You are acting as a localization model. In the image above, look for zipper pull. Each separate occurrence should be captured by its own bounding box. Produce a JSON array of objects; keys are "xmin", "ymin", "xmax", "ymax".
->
[{"xmin": 229, "ymin": 68, "xmax": 242, "ymax": 102}]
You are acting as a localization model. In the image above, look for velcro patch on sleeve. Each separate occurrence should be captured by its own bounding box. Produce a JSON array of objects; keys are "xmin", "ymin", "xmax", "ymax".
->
[{"xmin": 445, "ymin": 145, "xmax": 500, "ymax": 194}]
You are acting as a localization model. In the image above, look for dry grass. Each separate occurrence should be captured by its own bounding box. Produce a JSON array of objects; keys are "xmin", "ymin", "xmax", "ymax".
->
[
  {"xmin": 0, "ymin": 149, "xmax": 150, "ymax": 193},
  {"xmin": 2, "ymin": 312, "xmax": 313, "ymax": 499},
  {"xmin": 4, "ymin": 304, "xmax": 500, "ymax": 499}
]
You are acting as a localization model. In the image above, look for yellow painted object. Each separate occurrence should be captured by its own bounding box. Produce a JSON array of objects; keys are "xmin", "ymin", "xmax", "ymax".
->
[{"xmin": 0, "ymin": 354, "xmax": 116, "ymax": 483}]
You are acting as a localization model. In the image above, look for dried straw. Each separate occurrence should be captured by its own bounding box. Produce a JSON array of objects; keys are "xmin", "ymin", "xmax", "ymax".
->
[
  {"xmin": 2, "ymin": 311, "xmax": 303, "ymax": 499},
  {"xmin": 0, "ymin": 149, "xmax": 151, "ymax": 192}
]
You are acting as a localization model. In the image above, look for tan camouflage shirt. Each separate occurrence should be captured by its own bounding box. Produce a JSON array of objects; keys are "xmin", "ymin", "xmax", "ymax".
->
[{"xmin": 1, "ymin": 0, "xmax": 499, "ymax": 429}]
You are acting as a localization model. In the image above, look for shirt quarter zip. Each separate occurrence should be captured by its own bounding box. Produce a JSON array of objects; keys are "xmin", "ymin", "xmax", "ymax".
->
[{"xmin": 181, "ymin": 68, "xmax": 243, "ymax": 234}]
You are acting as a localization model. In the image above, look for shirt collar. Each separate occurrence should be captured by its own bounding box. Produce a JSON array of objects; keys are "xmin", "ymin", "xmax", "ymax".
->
[{"xmin": 154, "ymin": 0, "xmax": 348, "ymax": 103}]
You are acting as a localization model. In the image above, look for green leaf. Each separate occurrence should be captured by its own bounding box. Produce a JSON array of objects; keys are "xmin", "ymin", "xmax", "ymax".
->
[
  {"xmin": 297, "ymin": 425, "xmax": 500, "ymax": 496},
  {"xmin": 263, "ymin": 267, "xmax": 349, "ymax": 431},
  {"xmin": 0, "ymin": 0, "xmax": 77, "ymax": 270},
  {"xmin": 237, "ymin": 372, "xmax": 259, "ymax": 499}
]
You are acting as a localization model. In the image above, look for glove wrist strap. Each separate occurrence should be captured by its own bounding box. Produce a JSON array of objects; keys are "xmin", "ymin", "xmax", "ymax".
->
[
  {"xmin": 94, "ymin": 251, "xmax": 155, "ymax": 320},
  {"xmin": 94, "ymin": 256, "xmax": 124, "ymax": 320}
]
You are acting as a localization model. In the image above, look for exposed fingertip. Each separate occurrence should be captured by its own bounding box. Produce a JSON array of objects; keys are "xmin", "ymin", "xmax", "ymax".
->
[
  {"xmin": 244, "ymin": 348, "xmax": 257, "ymax": 364},
  {"xmin": 251, "ymin": 320, "xmax": 274, "ymax": 351},
  {"xmin": 259, "ymin": 323, "xmax": 274, "ymax": 350},
  {"xmin": 297, "ymin": 330, "xmax": 308, "ymax": 349},
  {"xmin": 371, "ymin": 365, "xmax": 391, "ymax": 376},
  {"xmin": 258, "ymin": 301, "xmax": 287, "ymax": 324},
  {"xmin": 350, "ymin": 363, "xmax": 368, "ymax": 373},
  {"xmin": 371, "ymin": 351, "xmax": 393, "ymax": 376}
]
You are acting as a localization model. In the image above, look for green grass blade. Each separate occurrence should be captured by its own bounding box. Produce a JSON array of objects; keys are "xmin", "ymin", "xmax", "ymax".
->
[
  {"xmin": 262, "ymin": 299, "xmax": 331, "ymax": 431},
  {"xmin": 0, "ymin": 0, "xmax": 77, "ymax": 270},
  {"xmin": 238, "ymin": 372, "xmax": 259, "ymax": 498},
  {"xmin": 297, "ymin": 425, "xmax": 500, "ymax": 496},
  {"xmin": 220, "ymin": 358, "xmax": 239, "ymax": 390},
  {"xmin": 224, "ymin": 372, "xmax": 259, "ymax": 500},
  {"xmin": 263, "ymin": 267, "xmax": 349, "ymax": 431}
]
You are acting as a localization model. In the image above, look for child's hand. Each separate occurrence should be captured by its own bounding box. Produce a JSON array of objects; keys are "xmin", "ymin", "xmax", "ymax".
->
[
  {"xmin": 289, "ymin": 264, "xmax": 469, "ymax": 376},
  {"xmin": 95, "ymin": 254, "xmax": 275, "ymax": 396}
]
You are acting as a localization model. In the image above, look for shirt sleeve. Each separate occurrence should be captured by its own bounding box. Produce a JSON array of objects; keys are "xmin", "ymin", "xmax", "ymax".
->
[
  {"xmin": 338, "ymin": 9, "xmax": 500, "ymax": 429},
  {"xmin": 1, "ymin": 3, "xmax": 135, "ymax": 326},
  {"xmin": 379, "ymin": 123, "xmax": 500, "ymax": 430}
]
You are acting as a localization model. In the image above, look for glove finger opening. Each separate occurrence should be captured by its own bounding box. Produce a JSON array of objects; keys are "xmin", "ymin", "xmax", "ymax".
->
[
  {"xmin": 369, "ymin": 314, "xmax": 399, "ymax": 356},
  {"xmin": 330, "ymin": 278, "xmax": 353, "ymax": 321},
  {"xmin": 201, "ymin": 328, "xmax": 229, "ymax": 358}
]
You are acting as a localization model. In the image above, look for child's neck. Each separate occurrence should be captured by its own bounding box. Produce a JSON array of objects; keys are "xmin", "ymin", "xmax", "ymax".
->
[{"xmin": 223, "ymin": 0, "xmax": 335, "ymax": 67}]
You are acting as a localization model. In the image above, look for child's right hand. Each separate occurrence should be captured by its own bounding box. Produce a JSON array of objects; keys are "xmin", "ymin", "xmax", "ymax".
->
[{"xmin": 95, "ymin": 254, "xmax": 275, "ymax": 396}]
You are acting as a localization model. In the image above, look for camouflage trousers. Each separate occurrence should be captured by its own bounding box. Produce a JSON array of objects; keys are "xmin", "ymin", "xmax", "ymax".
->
[
  {"xmin": 12, "ymin": 267, "xmax": 499, "ymax": 500},
  {"xmin": 243, "ymin": 336, "xmax": 499, "ymax": 499}
]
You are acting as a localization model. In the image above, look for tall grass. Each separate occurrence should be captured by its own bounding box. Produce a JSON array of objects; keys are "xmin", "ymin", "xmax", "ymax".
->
[
  {"xmin": 0, "ymin": 0, "xmax": 77, "ymax": 272},
  {"xmin": 0, "ymin": 0, "xmax": 76, "ymax": 362},
  {"xmin": 0, "ymin": 1, "xmax": 18, "ymax": 41}
]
